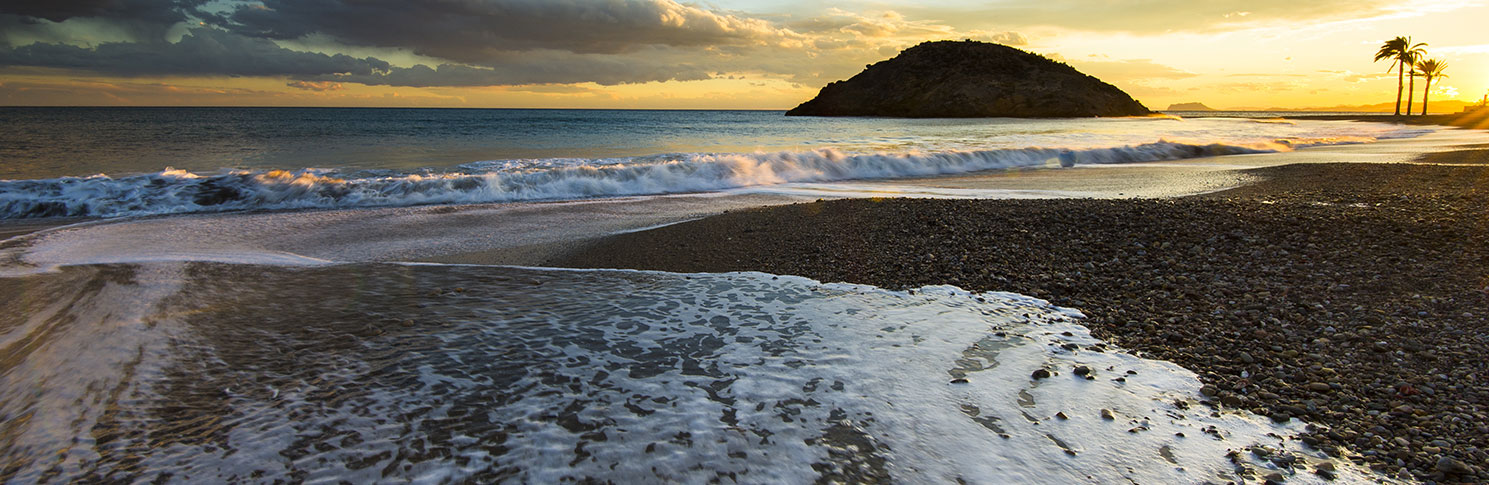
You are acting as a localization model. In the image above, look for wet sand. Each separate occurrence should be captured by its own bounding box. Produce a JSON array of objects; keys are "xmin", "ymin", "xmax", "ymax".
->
[
  {"xmin": 551, "ymin": 160, "xmax": 1489, "ymax": 482},
  {"xmin": 1286, "ymin": 110, "xmax": 1489, "ymax": 130},
  {"xmin": 1416, "ymin": 145, "xmax": 1489, "ymax": 165},
  {"xmin": 0, "ymin": 218, "xmax": 82, "ymax": 241}
]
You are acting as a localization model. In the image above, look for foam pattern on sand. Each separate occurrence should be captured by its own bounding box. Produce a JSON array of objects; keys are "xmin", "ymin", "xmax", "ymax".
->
[
  {"xmin": 0, "ymin": 135, "xmax": 1406, "ymax": 220},
  {"xmin": 0, "ymin": 263, "xmax": 1379, "ymax": 483}
]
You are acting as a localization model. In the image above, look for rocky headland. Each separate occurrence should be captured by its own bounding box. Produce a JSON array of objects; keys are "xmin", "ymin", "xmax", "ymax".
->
[{"xmin": 785, "ymin": 40, "xmax": 1152, "ymax": 118}]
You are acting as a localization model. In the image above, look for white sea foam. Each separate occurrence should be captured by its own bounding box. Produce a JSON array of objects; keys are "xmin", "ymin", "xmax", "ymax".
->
[
  {"xmin": 0, "ymin": 136, "xmax": 1405, "ymax": 219},
  {"xmin": 0, "ymin": 264, "xmax": 1387, "ymax": 483}
]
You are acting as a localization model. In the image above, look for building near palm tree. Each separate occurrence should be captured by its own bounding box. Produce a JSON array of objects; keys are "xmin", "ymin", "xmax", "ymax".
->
[{"xmin": 1465, "ymin": 93, "xmax": 1489, "ymax": 113}]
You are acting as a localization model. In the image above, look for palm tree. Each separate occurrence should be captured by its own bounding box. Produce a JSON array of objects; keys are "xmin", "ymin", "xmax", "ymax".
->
[
  {"xmin": 1415, "ymin": 58, "xmax": 1448, "ymax": 115},
  {"xmin": 1375, "ymin": 37, "xmax": 1410, "ymax": 115},
  {"xmin": 1400, "ymin": 39, "xmax": 1428, "ymax": 115}
]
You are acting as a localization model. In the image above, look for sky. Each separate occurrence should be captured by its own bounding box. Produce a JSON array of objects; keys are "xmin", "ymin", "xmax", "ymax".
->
[{"xmin": 1, "ymin": 0, "xmax": 1486, "ymax": 111}]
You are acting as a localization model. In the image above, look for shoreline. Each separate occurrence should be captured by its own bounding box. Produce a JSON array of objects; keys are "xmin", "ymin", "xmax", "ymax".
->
[
  {"xmin": 1283, "ymin": 111, "xmax": 1489, "ymax": 130},
  {"xmin": 549, "ymin": 161, "xmax": 1489, "ymax": 482},
  {"xmin": 0, "ymin": 217, "xmax": 90, "ymax": 241},
  {"xmin": 1, "ymin": 111, "xmax": 1477, "ymax": 244}
]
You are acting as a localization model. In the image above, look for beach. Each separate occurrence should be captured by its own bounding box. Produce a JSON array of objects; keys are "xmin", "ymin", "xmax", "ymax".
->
[
  {"xmin": 552, "ymin": 156, "xmax": 1489, "ymax": 482},
  {"xmin": 2, "ymin": 110, "xmax": 1486, "ymax": 482},
  {"xmin": 7, "ymin": 0, "xmax": 1489, "ymax": 480}
]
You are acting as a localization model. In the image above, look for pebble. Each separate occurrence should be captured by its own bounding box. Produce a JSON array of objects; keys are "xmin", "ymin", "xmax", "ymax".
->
[
  {"xmin": 1436, "ymin": 456, "xmax": 1472, "ymax": 475},
  {"xmin": 1031, "ymin": 369, "xmax": 1051, "ymax": 380},
  {"xmin": 562, "ymin": 163, "xmax": 1489, "ymax": 481},
  {"xmin": 1100, "ymin": 409, "xmax": 1114, "ymax": 420},
  {"xmin": 1073, "ymin": 365, "xmax": 1091, "ymax": 376}
]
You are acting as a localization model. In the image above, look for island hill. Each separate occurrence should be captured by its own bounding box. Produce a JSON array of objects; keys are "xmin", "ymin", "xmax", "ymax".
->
[
  {"xmin": 1167, "ymin": 102, "xmax": 1217, "ymax": 111},
  {"xmin": 786, "ymin": 40, "xmax": 1152, "ymax": 118}
]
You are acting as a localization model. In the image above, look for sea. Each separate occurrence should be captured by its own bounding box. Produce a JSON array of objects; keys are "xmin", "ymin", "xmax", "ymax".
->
[{"xmin": 0, "ymin": 107, "xmax": 1473, "ymax": 483}]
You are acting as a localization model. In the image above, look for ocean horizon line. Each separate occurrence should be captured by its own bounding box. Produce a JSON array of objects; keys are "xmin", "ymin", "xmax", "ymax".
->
[{"xmin": 0, "ymin": 105, "xmax": 1411, "ymax": 114}]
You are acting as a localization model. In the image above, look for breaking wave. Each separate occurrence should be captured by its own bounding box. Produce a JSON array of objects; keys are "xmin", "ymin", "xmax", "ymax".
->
[{"xmin": 0, "ymin": 138, "xmax": 1364, "ymax": 219}]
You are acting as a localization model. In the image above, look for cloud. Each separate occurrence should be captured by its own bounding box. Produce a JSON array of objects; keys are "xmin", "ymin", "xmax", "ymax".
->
[
  {"xmin": 286, "ymin": 80, "xmax": 343, "ymax": 91},
  {"xmin": 326, "ymin": 54, "xmax": 713, "ymax": 87},
  {"xmin": 1211, "ymin": 81, "xmax": 1301, "ymax": 93},
  {"xmin": 792, "ymin": 9, "xmax": 1025, "ymax": 46},
  {"xmin": 0, "ymin": 0, "xmax": 214, "ymax": 44},
  {"xmin": 214, "ymin": 0, "xmax": 803, "ymax": 62},
  {"xmin": 1316, "ymin": 69, "xmax": 1390, "ymax": 84},
  {"xmin": 3, "ymin": 0, "xmax": 1222, "ymax": 92},
  {"xmin": 1063, "ymin": 57, "xmax": 1197, "ymax": 82},
  {"xmin": 505, "ymin": 84, "xmax": 599, "ymax": 94},
  {"xmin": 894, "ymin": 0, "xmax": 1410, "ymax": 33},
  {"xmin": 0, "ymin": 28, "xmax": 391, "ymax": 77},
  {"xmin": 1224, "ymin": 73, "xmax": 1308, "ymax": 77},
  {"xmin": 1120, "ymin": 83, "xmax": 1182, "ymax": 97},
  {"xmin": 1435, "ymin": 44, "xmax": 1489, "ymax": 55},
  {"xmin": 0, "ymin": 27, "xmax": 726, "ymax": 86},
  {"xmin": 987, "ymin": 32, "xmax": 1029, "ymax": 46},
  {"xmin": 835, "ymin": 10, "xmax": 953, "ymax": 38},
  {"xmin": 0, "ymin": 0, "xmax": 205, "ymax": 24},
  {"xmin": 0, "ymin": 78, "xmax": 466, "ymax": 105},
  {"xmin": 0, "ymin": 78, "xmax": 269, "ymax": 104}
]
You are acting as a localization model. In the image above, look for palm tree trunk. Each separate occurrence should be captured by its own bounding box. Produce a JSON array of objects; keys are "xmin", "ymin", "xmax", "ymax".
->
[
  {"xmin": 1406, "ymin": 71, "xmax": 1416, "ymax": 115},
  {"xmin": 1395, "ymin": 66, "xmax": 1403, "ymax": 115},
  {"xmin": 1421, "ymin": 76, "xmax": 1432, "ymax": 115}
]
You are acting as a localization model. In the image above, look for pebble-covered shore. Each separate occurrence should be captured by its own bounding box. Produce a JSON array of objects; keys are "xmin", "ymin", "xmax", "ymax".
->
[{"xmin": 553, "ymin": 161, "xmax": 1489, "ymax": 483}]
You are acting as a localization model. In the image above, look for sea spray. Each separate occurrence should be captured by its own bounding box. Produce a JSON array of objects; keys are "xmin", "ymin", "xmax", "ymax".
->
[{"xmin": 0, "ymin": 138, "xmax": 1375, "ymax": 219}]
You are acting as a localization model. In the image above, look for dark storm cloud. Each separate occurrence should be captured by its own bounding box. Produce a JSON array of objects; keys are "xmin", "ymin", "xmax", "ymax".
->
[
  {"xmin": 0, "ymin": 26, "xmax": 713, "ymax": 86},
  {"xmin": 1, "ymin": 0, "xmax": 216, "ymax": 45},
  {"xmin": 327, "ymin": 55, "xmax": 713, "ymax": 87},
  {"xmin": 0, "ymin": 0, "xmax": 206, "ymax": 24},
  {"xmin": 0, "ymin": 0, "xmax": 784, "ymax": 86},
  {"xmin": 0, "ymin": 0, "xmax": 1049, "ymax": 88},
  {"xmin": 0, "ymin": 28, "xmax": 389, "ymax": 77},
  {"xmin": 213, "ymin": 0, "xmax": 798, "ymax": 62}
]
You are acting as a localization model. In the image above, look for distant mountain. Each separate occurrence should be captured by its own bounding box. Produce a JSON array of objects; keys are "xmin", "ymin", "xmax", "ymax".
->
[
  {"xmin": 786, "ymin": 40, "xmax": 1151, "ymax": 118},
  {"xmin": 1165, "ymin": 102, "xmax": 1215, "ymax": 111}
]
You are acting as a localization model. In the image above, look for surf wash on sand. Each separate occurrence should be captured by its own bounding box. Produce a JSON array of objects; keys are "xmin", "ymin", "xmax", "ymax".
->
[{"xmin": 0, "ymin": 262, "xmax": 1381, "ymax": 483}]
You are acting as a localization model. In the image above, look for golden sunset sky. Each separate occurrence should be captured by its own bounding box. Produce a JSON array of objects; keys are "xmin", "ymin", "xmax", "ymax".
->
[{"xmin": 1, "ymin": 0, "xmax": 1485, "ymax": 111}]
